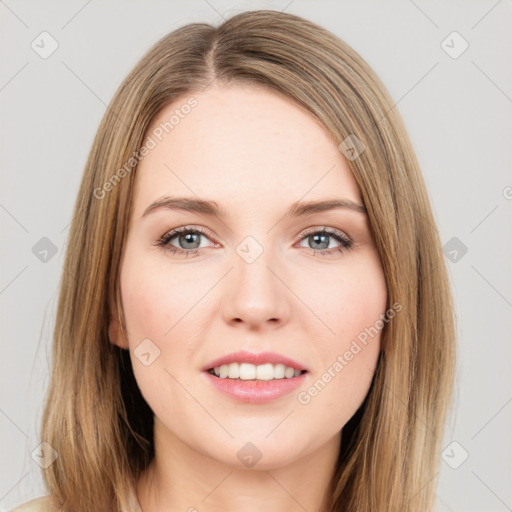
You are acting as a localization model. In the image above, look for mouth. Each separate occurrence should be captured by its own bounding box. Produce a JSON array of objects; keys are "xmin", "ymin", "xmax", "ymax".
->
[
  {"xmin": 206, "ymin": 363, "xmax": 308, "ymax": 381},
  {"xmin": 202, "ymin": 351, "xmax": 309, "ymax": 402},
  {"xmin": 204, "ymin": 363, "xmax": 308, "ymax": 404}
]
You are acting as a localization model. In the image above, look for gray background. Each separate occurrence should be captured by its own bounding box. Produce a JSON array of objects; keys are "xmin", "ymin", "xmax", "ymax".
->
[{"xmin": 1, "ymin": 0, "xmax": 511, "ymax": 510}]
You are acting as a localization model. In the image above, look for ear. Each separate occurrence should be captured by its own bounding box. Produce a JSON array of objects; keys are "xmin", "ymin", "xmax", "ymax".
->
[{"xmin": 108, "ymin": 298, "xmax": 129, "ymax": 350}]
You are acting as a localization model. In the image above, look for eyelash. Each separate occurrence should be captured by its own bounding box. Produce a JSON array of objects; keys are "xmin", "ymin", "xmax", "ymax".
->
[{"xmin": 154, "ymin": 225, "xmax": 353, "ymax": 258}]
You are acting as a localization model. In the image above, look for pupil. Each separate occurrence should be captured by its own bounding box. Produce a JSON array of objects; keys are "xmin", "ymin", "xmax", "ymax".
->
[
  {"xmin": 311, "ymin": 234, "xmax": 328, "ymax": 250},
  {"xmin": 180, "ymin": 232, "xmax": 200, "ymax": 249}
]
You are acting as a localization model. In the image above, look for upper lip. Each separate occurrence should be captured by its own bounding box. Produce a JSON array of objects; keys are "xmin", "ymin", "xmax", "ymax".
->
[{"xmin": 203, "ymin": 350, "xmax": 309, "ymax": 372}]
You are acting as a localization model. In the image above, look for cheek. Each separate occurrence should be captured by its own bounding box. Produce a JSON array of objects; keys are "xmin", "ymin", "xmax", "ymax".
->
[
  {"xmin": 119, "ymin": 249, "xmax": 206, "ymax": 393},
  {"xmin": 298, "ymin": 254, "xmax": 386, "ymax": 412},
  {"xmin": 301, "ymin": 252, "xmax": 387, "ymax": 348},
  {"xmin": 120, "ymin": 250, "xmax": 197, "ymax": 343},
  {"xmin": 120, "ymin": 257, "xmax": 195, "ymax": 418},
  {"xmin": 336, "ymin": 259, "xmax": 386, "ymax": 366},
  {"xmin": 334, "ymin": 273, "xmax": 387, "ymax": 350}
]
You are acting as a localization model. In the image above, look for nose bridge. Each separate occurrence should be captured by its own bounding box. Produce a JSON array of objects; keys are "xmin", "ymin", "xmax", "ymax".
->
[{"xmin": 223, "ymin": 233, "xmax": 289, "ymax": 326}]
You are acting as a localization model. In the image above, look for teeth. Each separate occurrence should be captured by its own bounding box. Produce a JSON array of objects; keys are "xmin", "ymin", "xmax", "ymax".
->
[
  {"xmin": 227, "ymin": 362, "xmax": 239, "ymax": 379},
  {"xmin": 212, "ymin": 362, "xmax": 303, "ymax": 380}
]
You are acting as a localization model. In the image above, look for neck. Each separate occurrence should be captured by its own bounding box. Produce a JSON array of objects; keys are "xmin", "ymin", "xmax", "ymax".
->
[{"xmin": 136, "ymin": 418, "xmax": 341, "ymax": 512}]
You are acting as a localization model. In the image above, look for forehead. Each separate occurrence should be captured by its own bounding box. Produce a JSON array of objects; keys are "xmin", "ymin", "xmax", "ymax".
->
[{"xmin": 133, "ymin": 84, "xmax": 362, "ymax": 216}]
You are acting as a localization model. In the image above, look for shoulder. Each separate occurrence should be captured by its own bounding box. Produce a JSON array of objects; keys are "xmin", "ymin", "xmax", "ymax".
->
[{"xmin": 11, "ymin": 496, "xmax": 57, "ymax": 512}]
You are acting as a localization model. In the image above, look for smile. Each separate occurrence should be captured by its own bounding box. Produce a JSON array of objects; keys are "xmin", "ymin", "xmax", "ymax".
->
[{"xmin": 208, "ymin": 362, "xmax": 306, "ymax": 381}]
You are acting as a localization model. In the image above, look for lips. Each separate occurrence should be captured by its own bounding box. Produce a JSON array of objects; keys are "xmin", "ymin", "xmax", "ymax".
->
[{"xmin": 202, "ymin": 350, "xmax": 309, "ymax": 373}]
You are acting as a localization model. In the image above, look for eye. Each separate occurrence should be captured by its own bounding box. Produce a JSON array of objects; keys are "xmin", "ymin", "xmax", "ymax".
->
[
  {"xmin": 155, "ymin": 226, "xmax": 216, "ymax": 257},
  {"xmin": 155, "ymin": 225, "xmax": 353, "ymax": 258},
  {"xmin": 296, "ymin": 226, "xmax": 353, "ymax": 257}
]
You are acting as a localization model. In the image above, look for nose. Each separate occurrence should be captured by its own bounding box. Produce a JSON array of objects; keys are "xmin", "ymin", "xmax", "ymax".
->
[{"xmin": 221, "ymin": 243, "xmax": 291, "ymax": 330}]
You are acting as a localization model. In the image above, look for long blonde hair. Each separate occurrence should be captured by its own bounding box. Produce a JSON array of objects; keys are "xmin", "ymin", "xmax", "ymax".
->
[{"xmin": 41, "ymin": 9, "xmax": 456, "ymax": 512}]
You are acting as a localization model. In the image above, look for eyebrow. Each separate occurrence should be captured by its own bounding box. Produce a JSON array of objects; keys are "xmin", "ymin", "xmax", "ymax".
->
[{"xmin": 141, "ymin": 196, "xmax": 367, "ymax": 219}]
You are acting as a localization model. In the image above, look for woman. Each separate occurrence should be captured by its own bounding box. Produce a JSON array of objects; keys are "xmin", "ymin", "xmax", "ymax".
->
[{"xmin": 14, "ymin": 9, "xmax": 456, "ymax": 512}]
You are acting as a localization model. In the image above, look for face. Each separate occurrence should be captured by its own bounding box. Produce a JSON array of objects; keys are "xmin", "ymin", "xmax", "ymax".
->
[{"xmin": 109, "ymin": 84, "xmax": 387, "ymax": 469}]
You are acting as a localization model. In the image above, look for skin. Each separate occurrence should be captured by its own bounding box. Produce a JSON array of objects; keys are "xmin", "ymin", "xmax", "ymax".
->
[{"xmin": 109, "ymin": 83, "xmax": 387, "ymax": 512}]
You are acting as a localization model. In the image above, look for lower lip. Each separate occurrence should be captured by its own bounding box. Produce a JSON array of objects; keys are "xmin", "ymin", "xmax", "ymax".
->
[{"xmin": 203, "ymin": 371, "xmax": 307, "ymax": 404}]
